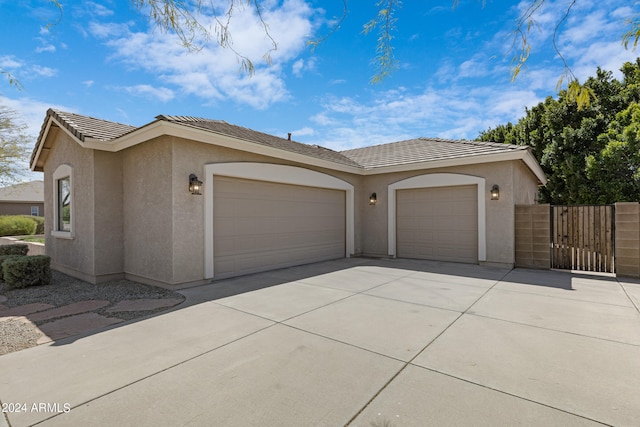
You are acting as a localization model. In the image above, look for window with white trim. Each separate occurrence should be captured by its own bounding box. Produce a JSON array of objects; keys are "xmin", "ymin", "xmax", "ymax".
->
[
  {"xmin": 30, "ymin": 206, "xmax": 39, "ymax": 216},
  {"xmin": 53, "ymin": 164, "xmax": 74, "ymax": 238}
]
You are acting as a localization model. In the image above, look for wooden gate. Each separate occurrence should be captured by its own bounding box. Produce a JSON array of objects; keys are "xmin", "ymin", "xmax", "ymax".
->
[{"xmin": 551, "ymin": 205, "xmax": 615, "ymax": 273}]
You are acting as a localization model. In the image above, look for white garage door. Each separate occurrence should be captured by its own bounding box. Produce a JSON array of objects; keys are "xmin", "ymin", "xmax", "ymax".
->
[
  {"xmin": 396, "ymin": 185, "xmax": 478, "ymax": 263},
  {"xmin": 213, "ymin": 176, "xmax": 346, "ymax": 278}
]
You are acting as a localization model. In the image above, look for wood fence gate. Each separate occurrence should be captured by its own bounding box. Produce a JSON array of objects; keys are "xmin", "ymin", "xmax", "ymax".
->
[{"xmin": 551, "ymin": 205, "xmax": 615, "ymax": 273}]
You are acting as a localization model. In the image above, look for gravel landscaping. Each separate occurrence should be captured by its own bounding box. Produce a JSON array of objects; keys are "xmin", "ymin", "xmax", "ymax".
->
[{"xmin": 0, "ymin": 270, "xmax": 186, "ymax": 356}]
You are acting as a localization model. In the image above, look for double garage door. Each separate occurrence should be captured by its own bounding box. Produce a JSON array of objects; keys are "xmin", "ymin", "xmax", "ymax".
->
[
  {"xmin": 396, "ymin": 185, "xmax": 478, "ymax": 264},
  {"xmin": 213, "ymin": 176, "xmax": 346, "ymax": 278}
]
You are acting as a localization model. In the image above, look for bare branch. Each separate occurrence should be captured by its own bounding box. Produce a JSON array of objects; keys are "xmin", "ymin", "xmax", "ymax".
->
[{"xmin": 307, "ymin": 0, "xmax": 348, "ymax": 53}]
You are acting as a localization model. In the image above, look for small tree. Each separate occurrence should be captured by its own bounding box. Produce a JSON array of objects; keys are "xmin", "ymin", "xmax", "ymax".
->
[{"xmin": 0, "ymin": 107, "xmax": 29, "ymax": 185}]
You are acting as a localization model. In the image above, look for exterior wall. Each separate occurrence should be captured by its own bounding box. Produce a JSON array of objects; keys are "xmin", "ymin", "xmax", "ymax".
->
[
  {"xmin": 614, "ymin": 202, "xmax": 640, "ymax": 278},
  {"xmin": 41, "ymin": 129, "xmax": 542, "ymax": 285},
  {"xmin": 93, "ymin": 150, "xmax": 124, "ymax": 277},
  {"xmin": 514, "ymin": 204, "xmax": 551, "ymax": 269},
  {"xmin": 122, "ymin": 137, "xmax": 174, "ymax": 284},
  {"xmin": 43, "ymin": 131, "xmax": 96, "ymax": 278},
  {"xmin": 169, "ymin": 137, "xmax": 364, "ymax": 285},
  {"xmin": 0, "ymin": 202, "xmax": 44, "ymax": 216},
  {"xmin": 361, "ymin": 160, "xmax": 538, "ymax": 266}
]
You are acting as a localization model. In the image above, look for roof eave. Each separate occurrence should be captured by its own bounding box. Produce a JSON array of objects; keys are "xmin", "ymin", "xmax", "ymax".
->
[
  {"xmin": 96, "ymin": 120, "xmax": 365, "ymax": 174},
  {"xmin": 31, "ymin": 115, "xmax": 87, "ymax": 172},
  {"xmin": 361, "ymin": 149, "xmax": 547, "ymax": 184}
]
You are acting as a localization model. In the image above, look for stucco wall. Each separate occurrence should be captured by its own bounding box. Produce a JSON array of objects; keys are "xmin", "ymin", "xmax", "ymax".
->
[
  {"xmin": 93, "ymin": 150, "xmax": 124, "ymax": 277},
  {"xmin": 42, "ymin": 127, "xmax": 542, "ymax": 285},
  {"xmin": 122, "ymin": 137, "xmax": 174, "ymax": 284},
  {"xmin": 169, "ymin": 137, "xmax": 364, "ymax": 285},
  {"xmin": 0, "ymin": 203, "xmax": 44, "ymax": 216},
  {"xmin": 360, "ymin": 160, "xmax": 539, "ymax": 266},
  {"xmin": 43, "ymin": 131, "xmax": 96, "ymax": 277}
]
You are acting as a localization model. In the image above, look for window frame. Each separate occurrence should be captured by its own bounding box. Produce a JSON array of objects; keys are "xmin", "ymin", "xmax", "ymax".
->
[
  {"xmin": 52, "ymin": 164, "xmax": 75, "ymax": 239},
  {"xmin": 30, "ymin": 206, "xmax": 39, "ymax": 216}
]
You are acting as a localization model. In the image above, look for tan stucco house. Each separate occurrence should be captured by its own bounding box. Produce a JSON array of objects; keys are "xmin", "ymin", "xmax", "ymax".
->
[
  {"xmin": 0, "ymin": 180, "xmax": 44, "ymax": 217},
  {"xmin": 30, "ymin": 109, "xmax": 546, "ymax": 287}
]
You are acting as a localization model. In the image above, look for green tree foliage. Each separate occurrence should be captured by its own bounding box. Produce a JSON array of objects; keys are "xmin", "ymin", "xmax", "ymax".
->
[
  {"xmin": 585, "ymin": 103, "xmax": 640, "ymax": 203},
  {"xmin": 0, "ymin": 107, "xmax": 29, "ymax": 185},
  {"xmin": 478, "ymin": 59, "xmax": 640, "ymax": 204}
]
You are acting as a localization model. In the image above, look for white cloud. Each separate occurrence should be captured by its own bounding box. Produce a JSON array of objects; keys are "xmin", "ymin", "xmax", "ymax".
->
[
  {"xmin": 90, "ymin": 0, "xmax": 317, "ymax": 109},
  {"xmin": 32, "ymin": 65, "xmax": 57, "ymax": 77},
  {"xmin": 0, "ymin": 95, "xmax": 70, "ymax": 139},
  {"xmin": 35, "ymin": 44, "xmax": 56, "ymax": 53},
  {"xmin": 83, "ymin": 80, "xmax": 95, "ymax": 88},
  {"xmin": 121, "ymin": 85, "xmax": 175, "ymax": 102},
  {"xmin": 0, "ymin": 55, "xmax": 23, "ymax": 70}
]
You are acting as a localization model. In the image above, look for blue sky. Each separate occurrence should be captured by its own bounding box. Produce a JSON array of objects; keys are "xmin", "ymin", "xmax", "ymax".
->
[{"xmin": 2, "ymin": 0, "xmax": 639, "ymax": 164}]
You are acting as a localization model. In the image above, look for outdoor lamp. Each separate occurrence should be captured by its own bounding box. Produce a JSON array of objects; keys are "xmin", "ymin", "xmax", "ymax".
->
[
  {"xmin": 490, "ymin": 184, "xmax": 500, "ymax": 200},
  {"xmin": 189, "ymin": 174, "xmax": 203, "ymax": 195},
  {"xmin": 369, "ymin": 192, "xmax": 377, "ymax": 205}
]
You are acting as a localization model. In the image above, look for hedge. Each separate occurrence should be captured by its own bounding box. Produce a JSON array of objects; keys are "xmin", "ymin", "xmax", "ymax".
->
[
  {"xmin": 0, "ymin": 216, "xmax": 37, "ymax": 237},
  {"xmin": 2, "ymin": 255, "xmax": 51, "ymax": 289},
  {"xmin": 21, "ymin": 216, "xmax": 45, "ymax": 234},
  {"xmin": 0, "ymin": 244, "xmax": 29, "ymax": 256}
]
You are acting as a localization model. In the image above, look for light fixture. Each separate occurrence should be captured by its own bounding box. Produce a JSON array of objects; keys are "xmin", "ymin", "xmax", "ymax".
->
[
  {"xmin": 369, "ymin": 192, "xmax": 377, "ymax": 205},
  {"xmin": 189, "ymin": 174, "xmax": 203, "ymax": 195},
  {"xmin": 490, "ymin": 184, "xmax": 500, "ymax": 200}
]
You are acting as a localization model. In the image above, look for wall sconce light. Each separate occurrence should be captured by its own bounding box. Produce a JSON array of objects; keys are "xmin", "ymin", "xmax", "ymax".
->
[
  {"xmin": 189, "ymin": 174, "xmax": 203, "ymax": 195},
  {"xmin": 490, "ymin": 184, "xmax": 500, "ymax": 200},
  {"xmin": 369, "ymin": 192, "xmax": 377, "ymax": 205}
]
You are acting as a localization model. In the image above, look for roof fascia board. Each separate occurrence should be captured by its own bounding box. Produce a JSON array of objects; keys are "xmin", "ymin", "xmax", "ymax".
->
[
  {"xmin": 31, "ymin": 116, "xmax": 86, "ymax": 171},
  {"xmin": 361, "ymin": 149, "xmax": 546, "ymax": 183},
  {"xmin": 30, "ymin": 119, "xmax": 52, "ymax": 171},
  {"xmin": 35, "ymin": 116, "xmax": 548, "ymax": 183},
  {"xmin": 96, "ymin": 121, "xmax": 364, "ymax": 174}
]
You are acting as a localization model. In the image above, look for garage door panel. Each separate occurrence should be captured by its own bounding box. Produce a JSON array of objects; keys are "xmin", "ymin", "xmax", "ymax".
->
[
  {"xmin": 213, "ymin": 176, "xmax": 345, "ymax": 278},
  {"xmin": 397, "ymin": 185, "xmax": 477, "ymax": 264}
]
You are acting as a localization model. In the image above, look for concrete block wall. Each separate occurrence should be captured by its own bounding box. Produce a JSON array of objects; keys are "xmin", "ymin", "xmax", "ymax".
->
[
  {"xmin": 614, "ymin": 202, "xmax": 640, "ymax": 278},
  {"xmin": 515, "ymin": 204, "xmax": 551, "ymax": 269}
]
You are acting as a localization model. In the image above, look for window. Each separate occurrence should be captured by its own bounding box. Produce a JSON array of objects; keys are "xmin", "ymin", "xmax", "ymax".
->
[
  {"xmin": 53, "ymin": 164, "xmax": 74, "ymax": 238},
  {"xmin": 58, "ymin": 177, "xmax": 71, "ymax": 231},
  {"xmin": 31, "ymin": 206, "xmax": 39, "ymax": 216}
]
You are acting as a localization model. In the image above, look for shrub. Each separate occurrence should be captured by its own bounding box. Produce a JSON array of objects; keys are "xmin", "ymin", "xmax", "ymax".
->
[
  {"xmin": 0, "ymin": 244, "xmax": 29, "ymax": 256},
  {"xmin": 0, "ymin": 216, "xmax": 37, "ymax": 237},
  {"xmin": 0, "ymin": 255, "xmax": 24, "ymax": 282},
  {"xmin": 21, "ymin": 216, "xmax": 45, "ymax": 234},
  {"xmin": 3, "ymin": 255, "xmax": 51, "ymax": 289}
]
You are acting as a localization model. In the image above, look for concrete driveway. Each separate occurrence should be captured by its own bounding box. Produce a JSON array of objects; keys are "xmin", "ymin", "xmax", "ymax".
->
[{"xmin": 1, "ymin": 258, "xmax": 639, "ymax": 426}]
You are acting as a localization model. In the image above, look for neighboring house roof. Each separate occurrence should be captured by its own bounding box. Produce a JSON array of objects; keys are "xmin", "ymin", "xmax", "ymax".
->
[
  {"xmin": 0, "ymin": 181, "xmax": 44, "ymax": 203},
  {"xmin": 30, "ymin": 109, "xmax": 547, "ymax": 184}
]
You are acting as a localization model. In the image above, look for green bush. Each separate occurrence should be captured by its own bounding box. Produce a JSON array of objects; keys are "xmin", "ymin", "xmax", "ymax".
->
[
  {"xmin": 0, "ymin": 255, "xmax": 24, "ymax": 282},
  {"xmin": 21, "ymin": 216, "xmax": 44, "ymax": 234},
  {"xmin": 2, "ymin": 255, "xmax": 51, "ymax": 289},
  {"xmin": 0, "ymin": 216, "xmax": 37, "ymax": 237},
  {"xmin": 0, "ymin": 244, "xmax": 29, "ymax": 256}
]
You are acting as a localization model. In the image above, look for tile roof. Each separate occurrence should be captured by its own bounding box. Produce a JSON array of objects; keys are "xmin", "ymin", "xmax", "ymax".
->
[
  {"xmin": 340, "ymin": 138, "xmax": 529, "ymax": 169},
  {"xmin": 42, "ymin": 109, "xmax": 137, "ymax": 142},
  {"xmin": 156, "ymin": 115, "xmax": 362, "ymax": 168},
  {"xmin": 34, "ymin": 110, "xmax": 531, "ymax": 172}
]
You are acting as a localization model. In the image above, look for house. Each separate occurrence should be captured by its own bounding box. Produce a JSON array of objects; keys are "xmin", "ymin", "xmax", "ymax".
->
[
  {"xmin": 0, "ymin": 180, "xmax": 45, "ymax": 217},
  {"xmin": 30, "ymin": 109, "xmax": 546, "ymax": 287}
]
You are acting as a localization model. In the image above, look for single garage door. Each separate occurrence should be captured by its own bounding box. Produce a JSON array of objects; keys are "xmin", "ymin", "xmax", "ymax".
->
[
  {"xmin": 213, "ymin": 176, "xmax": 346, "ymax": 278},
  {"xmin": 396, "ymin": 185, "xmax": 478, "ymax": 263}
]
